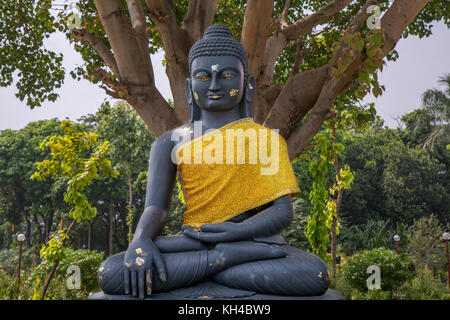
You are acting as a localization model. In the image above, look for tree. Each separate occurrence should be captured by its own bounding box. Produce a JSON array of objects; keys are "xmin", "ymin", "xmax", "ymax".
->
[
  {"xmin": 2, "ymin": 0, "xmax": 449, "ymax": 158},
  {"xmin": 341, "ymin": 127, "xmax": 449, "ymax": 225},
  {"xmin": 91, "ymin": 101, "xmax": 155, "ymax": 244},
  {"xmin": 0, "ymin": 119, "xmax": 64, "ymax": 248},
  {"xmin": 31, "ymin": 119, "xmax": 118, "ymax": 299},
  {"xmin": 401, "ymin": 73, "xmax": 450, "ymax": 159}
]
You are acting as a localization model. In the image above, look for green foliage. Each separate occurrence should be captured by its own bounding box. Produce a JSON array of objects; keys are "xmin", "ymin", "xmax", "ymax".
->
[
  {"xmin": 0, "ymin": 119, "xmax": 64, "ymax": 248},
  {"xmin": 395, "ymin": 266, "xmax": 449, "ymax": 300},
  {"xmin": 305, "ymin": 130, "xmax": 340, "ymax": 259},
  {"xmin": 28, "ymin": 248, "xmax": 104, "ymax": 300},
  {"xmin": 0, "ymin": 247, "xmax": 37, "ymax": 275},
  {"xmin": 92, "ymin": 101, "xmax": 155, "ymax": 240},
  {"xmin": 339, "ymin": 219, "xmax": 410, "ymax": 256},
  {"xmin": 31, "ymin": 120, "xmax": 119, "ymax": 222},
  {"xmin": 343, "ymin": 248, "xmax": 413, "ymax": 293},
  {"xmin": 281, "ymin": 197, "xmax": 310, "ymax": 249},
  {"xmin": 39, "ymin": 229, "xmax": 68, "ymax": 264},
  {"xmin": 341, "ymin": 127, "xmax": 449, "ymax": 225},
  {"xmin": 401, "ymin": 73, "xmax": 450, "ymax": 163},
  {"xmin": 0, "ymin": 0, "xmax": 64, "ymax": 107},
  {"xmin": 350, "ymin": 288, "xmax": 392, "ymax": 300},
  {"xmin": 407, "ymin": 215, "xmax": 447, "ymax": 277},
  {"xmin": 332, "ymin": 30, "xmax": 386, "ymax": 100}
]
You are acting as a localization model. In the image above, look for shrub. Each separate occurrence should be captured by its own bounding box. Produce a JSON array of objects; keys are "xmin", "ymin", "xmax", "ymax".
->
[
  {"xmin": 28, "ymin": 248, "xmax": 104, "ymax": 299},
  {"xmin": 407, "ymin": 215, "xmax": 446, "ymax": 277},
  {"xmin": 394, "ymin": 266, "xmax": 449, "ymax": 300},
  {"xmin": 343, "ymin": 247, "xmax": 413, "ymax": 293},
  {"xmin": 0, "ymin": 248, "xmax": 38, "ymax": 275},
  {"xmin": 339, "ymin": 219, "xmax": 410, "ymax": 255},
  {"xmin": 350, "ymin": 288, "xmax": 392, "ymax": 300}
]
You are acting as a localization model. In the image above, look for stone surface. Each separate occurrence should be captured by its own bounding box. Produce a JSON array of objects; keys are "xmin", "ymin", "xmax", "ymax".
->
[{"xmin": 87, "ymin": 281, "xmax": 343, "ymax": 300}]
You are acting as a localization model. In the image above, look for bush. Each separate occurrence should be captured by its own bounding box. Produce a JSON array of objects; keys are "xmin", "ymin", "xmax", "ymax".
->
[
  {"xmin": 339, "ymin": 219, "xmax": 410, "ymax": 255},
  {"xmin": 28, "ymin": 248, "xmax": 104, "ymax": 299},
  {"xmin": 407, "ymin": 215, "xmax": 446, "ymax": 277},
  {"xmin": 350, "ymin": 288, "xmax": 392, "ymax": 300},
  {"xmin": 0, "ymin": 248, "xmax": 38, "ymax": 275},
  {"xmin": 394, "ymin": 266, "xmax": 449, "ymax": 300},
  {"xmin": 343, "ymin": 247, "xmax": 413, "ymax": 293}
]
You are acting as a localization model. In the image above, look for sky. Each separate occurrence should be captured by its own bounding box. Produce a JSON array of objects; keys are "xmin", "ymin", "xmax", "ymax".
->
[{"xmin": 0, "ymin": 21, "xmax": 449, "ymax": 131}]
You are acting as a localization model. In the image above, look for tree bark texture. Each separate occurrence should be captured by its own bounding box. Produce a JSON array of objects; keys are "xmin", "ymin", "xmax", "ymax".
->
[{"xmin": 76, "ymin": 0, "xmax": 431, "ymax": 158}]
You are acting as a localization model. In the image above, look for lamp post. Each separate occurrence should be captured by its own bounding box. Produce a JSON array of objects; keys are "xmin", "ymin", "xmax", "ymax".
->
[
  {"xmin": 17, "ymin": 233, "xmax": 25, "ymax": 289},
  {"xmin": 393, "ymin": 235, "xmax": 400, "ymax": 256},
  {"xmin": 443, "ymin": 232, "xmax": 450, "ymax": 290}
]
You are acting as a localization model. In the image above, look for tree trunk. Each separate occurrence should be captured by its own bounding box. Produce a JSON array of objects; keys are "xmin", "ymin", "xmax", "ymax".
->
[
  {"xmin": 33, "ymin": 212, "xmax": 44, "ymax": 244},
  {"xmin": 25, "ymin": 214, "xmax": 31, "ymax": 248},
  {"xmin": 87, "ymin": 220, "xmax": 93, "ymax": 251},
  {"xmin": 127, "ymin": 172, "xmax": 133, "ymax": 244},
  {"xmin": 109, "ymin": 198, "xmax": 114, "ymax": 255},
  {"xmin": 40, "ymin": 220, "xmax": 75, "ymax": 300}
]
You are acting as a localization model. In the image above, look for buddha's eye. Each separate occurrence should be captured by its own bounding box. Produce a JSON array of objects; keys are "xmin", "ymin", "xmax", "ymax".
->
[
  {"xmin": 221, "ymin": 73, "xmax": 235, "ymax": 79},
  {"xmin": 195, "ymin": 74, "xmax": 210, "ymax": 81}
]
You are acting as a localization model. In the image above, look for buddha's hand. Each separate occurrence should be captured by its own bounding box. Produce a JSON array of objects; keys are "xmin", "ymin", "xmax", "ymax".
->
[
  {"xmin": 182, "ymin": 222, "xmax": 251, "ymax": 243},
  {"xmin": 123, "ymin": 238, "xmax": 167, "ymax": 299}
]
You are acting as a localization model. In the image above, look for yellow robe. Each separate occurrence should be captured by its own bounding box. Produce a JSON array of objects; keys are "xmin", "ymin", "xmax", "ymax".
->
[{"xmin": 176, "ymin": 118, "xmax": 300, "ymax": 227}]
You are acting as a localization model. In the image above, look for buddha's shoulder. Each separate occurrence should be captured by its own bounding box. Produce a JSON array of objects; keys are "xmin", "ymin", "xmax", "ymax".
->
[{"xmin": 153, "ymin": 123, "xmax": 194, "ymax": 149}]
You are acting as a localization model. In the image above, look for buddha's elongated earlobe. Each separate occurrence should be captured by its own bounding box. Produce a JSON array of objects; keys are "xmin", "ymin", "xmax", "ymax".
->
[
  {"xmin": 186, "ymin": 78, "xmax": 201, "ymax": 123},
  {"xmin": 242, "ymin": 75, "xmax": 256, "ymax": 118}
]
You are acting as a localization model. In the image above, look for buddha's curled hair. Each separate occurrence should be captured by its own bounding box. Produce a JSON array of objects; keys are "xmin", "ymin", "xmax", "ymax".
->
[{"xmin": 188, "ymin": 25, "xmax": 248, "ymax": 80}]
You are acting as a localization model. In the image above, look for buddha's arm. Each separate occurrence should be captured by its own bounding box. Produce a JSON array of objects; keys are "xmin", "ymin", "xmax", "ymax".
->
[
  {"xmin": 183, "ymin": 195, "xmax": 293, "ymax": 243},
  {"xmin": 240, "ymin": 195, "xmax": 293, "ymax": 238},
  {"xmin": 135, "ymin": 131, "xmax": 177, "ymax": 240},
  {"xmin": 124, "ymin": 131, "xmax": 176, "ymax": 298}
]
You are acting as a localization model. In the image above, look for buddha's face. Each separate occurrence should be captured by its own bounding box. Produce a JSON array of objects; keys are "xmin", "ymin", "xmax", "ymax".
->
[{"xmin": 190, "ymin": 56, "xmax": 245, "ymax": 112}]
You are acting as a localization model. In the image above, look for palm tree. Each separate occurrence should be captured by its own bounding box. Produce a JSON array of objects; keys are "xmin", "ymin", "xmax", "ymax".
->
[{"xmin": 405, "ymin": 74, "xmax": 450, "ymax": 153}]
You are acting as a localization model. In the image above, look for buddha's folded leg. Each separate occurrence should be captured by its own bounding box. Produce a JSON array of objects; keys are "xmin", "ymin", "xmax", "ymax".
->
[
  {"xmin": 97, "ymin": 241, "xmax": 286, "ymax": 295},
  {"xmin": 153, "ymin": 233, "xmax": 213, "ymax": 253},
  {"xmin": 212, "ymin": 245, "xmax": 330, "ymax": 296}
]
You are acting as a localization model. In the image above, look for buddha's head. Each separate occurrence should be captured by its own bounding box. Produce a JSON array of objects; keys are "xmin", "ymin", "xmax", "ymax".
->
[{"xmin": 186, "ymin": 25, "xmax": 255, "ymax": 122}]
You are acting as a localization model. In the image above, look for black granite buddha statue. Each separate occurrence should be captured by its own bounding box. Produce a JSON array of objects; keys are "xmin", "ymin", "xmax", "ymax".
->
[{"xmin": 91, "ymin": 25, "xmax": 333, "ymax": 300}]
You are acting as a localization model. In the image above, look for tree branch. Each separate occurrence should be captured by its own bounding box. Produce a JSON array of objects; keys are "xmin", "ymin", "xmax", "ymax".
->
[
  {"xmin": 94, "ymin": 0, "xmax": 151, "ymax": 89},
  {"xmin": 288, "ymin": 40, "xmax": 309, "ymax": 78},
  {"xmin": 260, "ymin": 0, "xmax": 351, "ymax": 88},
  {"xmin": 94, "ymin": 0, "xmax": 181, "ymax": 135},
  {"xmin": 263, "ymin": 65, "xmax": 329, "ymax": 137},
  {"xmin": 241, "ymin": 0, "xmax": 274, "ymax": 79},
  {"xmin": 71, "ymin": 29, "xmax": 120, "ymax": 77},
  {"xmin": 280, "ymin": 0, "xmax": 292, "ymax": 24},
  {"xmin": 145, "ymin": 0, "xmax": 190, "ymax": 123},
  {"xmin": 126, "ymin": 0, "xmax": 155, "ymax": 83},
  {"xmin": 286, "ymin": 0, "xmax": 432, "ymax": 159},
  {"xmin": 281, "ymin": 0, "xmax": 352, "ymax": 41},
  {"xmin": 381, "ymin": 0, "xmax": 431, "ymax": 54},
  {"xmin": 348, "ymin": 0, "xmax": 381, "ymax": 34},
  {"xmin": 182, "ymin": 0, "xmax": 219, "ymax": 42}
]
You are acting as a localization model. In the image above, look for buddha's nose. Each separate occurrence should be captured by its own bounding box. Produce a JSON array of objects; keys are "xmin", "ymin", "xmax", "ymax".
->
[{"xmin": 209, "ymin": 73, "xmax": 221, "ymax": 92}]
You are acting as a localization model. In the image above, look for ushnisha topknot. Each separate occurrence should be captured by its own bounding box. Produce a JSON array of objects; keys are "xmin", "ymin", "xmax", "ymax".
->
[{"xmin": 188, "ymin": 24, "xmax": 248, "ymax": 79}]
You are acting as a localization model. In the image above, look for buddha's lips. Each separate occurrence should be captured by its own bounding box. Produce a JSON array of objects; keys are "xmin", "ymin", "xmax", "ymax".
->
[{"xmin": 208, "ymin": 94, "xmax": 223, "ymax": 100}]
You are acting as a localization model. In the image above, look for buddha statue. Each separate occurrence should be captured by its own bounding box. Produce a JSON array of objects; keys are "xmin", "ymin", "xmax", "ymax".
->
[{"xmin": 93, "ymin": 25, "xmax": 332, "ymax": 300}]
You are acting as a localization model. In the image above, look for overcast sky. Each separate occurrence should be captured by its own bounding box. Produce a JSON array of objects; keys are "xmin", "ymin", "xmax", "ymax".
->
[{"xmin": 0, "ymin": 21, "xmax": 449, "ymax": 131}]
